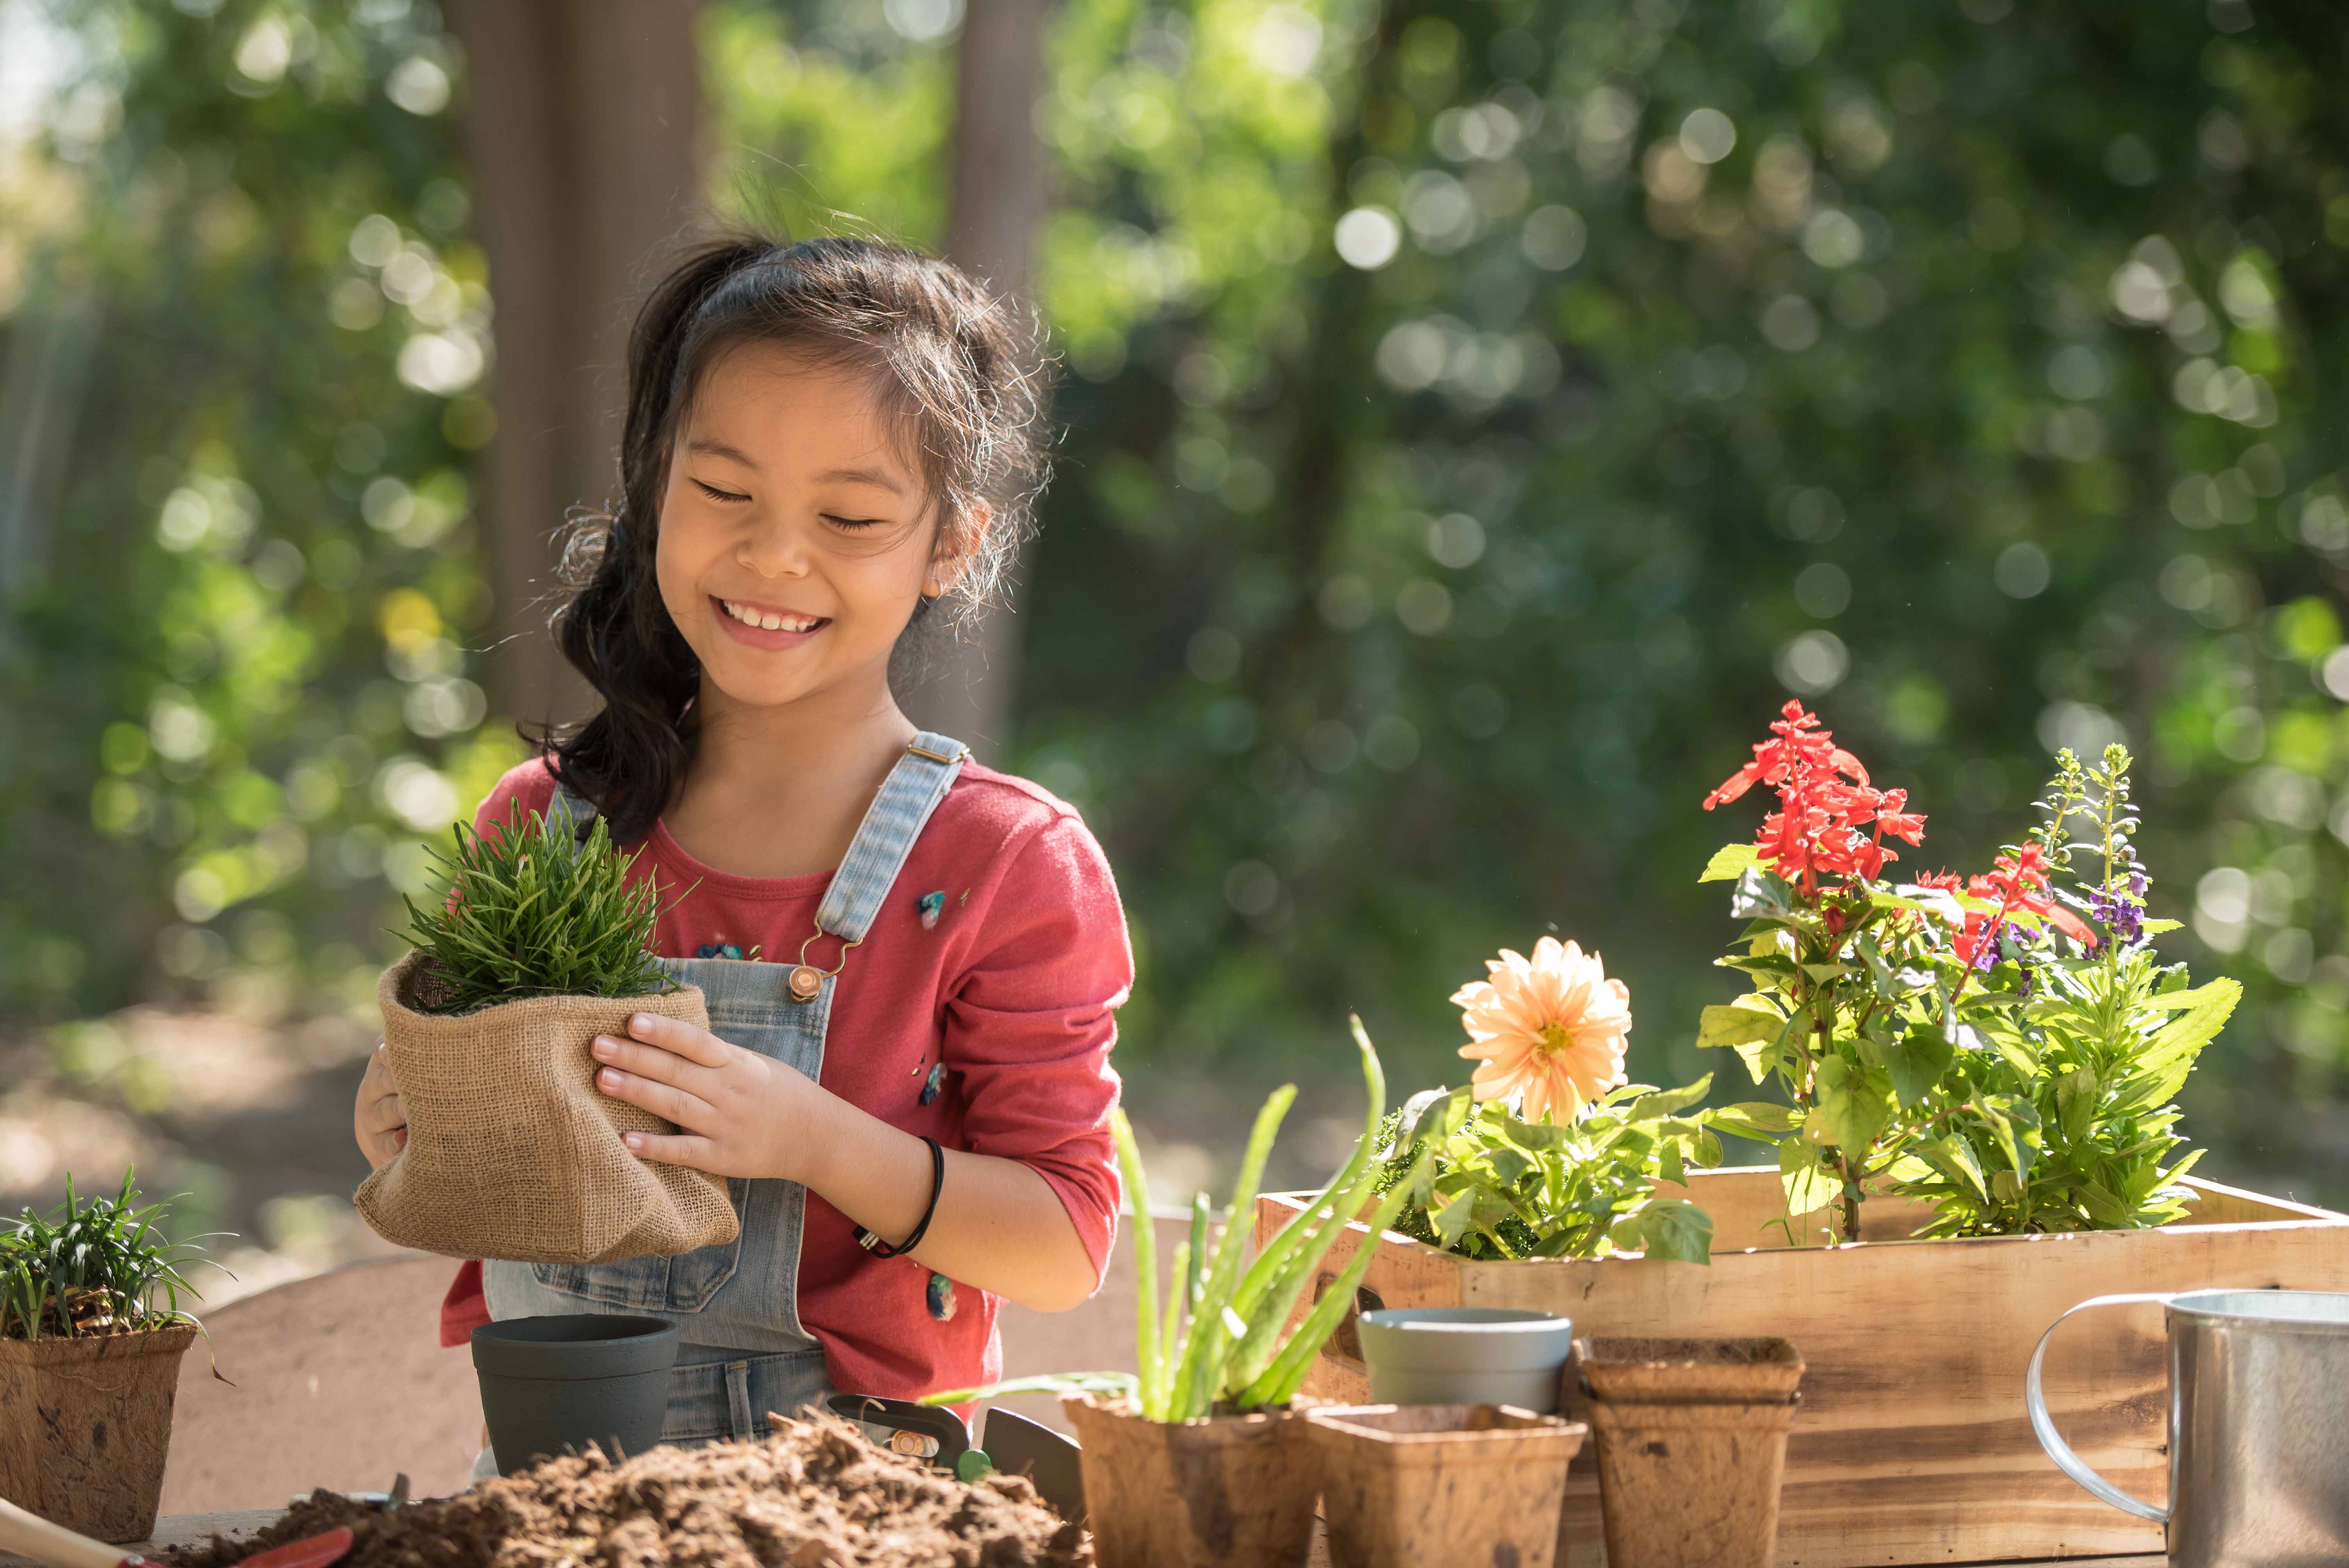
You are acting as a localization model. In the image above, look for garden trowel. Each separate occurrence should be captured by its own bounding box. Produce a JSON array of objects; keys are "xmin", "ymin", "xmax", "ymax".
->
[{"xmin": 0, "ymin": 1498, "xmax": 354, "ymax": 1568}]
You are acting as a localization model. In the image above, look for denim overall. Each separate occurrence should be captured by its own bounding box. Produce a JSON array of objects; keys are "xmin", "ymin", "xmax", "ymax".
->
[{"xmin": 483, "ymin": 734, "xmax": 969, "ymax": 1446}]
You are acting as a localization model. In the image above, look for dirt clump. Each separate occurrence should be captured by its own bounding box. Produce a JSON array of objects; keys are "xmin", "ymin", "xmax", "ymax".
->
[{"xmin": 166, "ymin": 1414, "xmax": 1087, "ymax": 1568}]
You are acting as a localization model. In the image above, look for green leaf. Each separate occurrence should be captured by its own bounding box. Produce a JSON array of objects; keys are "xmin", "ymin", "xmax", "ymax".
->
[
  {"xmin": 1625, "ymin": 1073, "xmax": 1713, "ymax": 1121},
  {"xmin": 1815, "ymin": 1056, "xmax": 1891, "ymax": 1154},
  {"xmin": 1634, "ymin": 1198, "xmax": 1715, "ymax": 1263},
  {"xmin": 1429, "ymin": 1187, "xmax": 1479, "ymax": 1248},
  {"xmin": 957, "ymin": 1449, "xmax": 995, "ymax": 1482},
  {"xmin": 1657, "ymin": 1140, "xmax": 1686, "ymax": 1187},
  {"xmin": 1730, "ymin": 865, "xmax": 1794, "ymax": 918},
  {"xmin": 1923, "ymin": 1134, "xmax": 1987, "ymax": 1200},
  {"xmin": 2076, "ymin": 1180, "xmax": 2128, "ymax": 1226},
  {"xmin": 1880, "ymin": 1024, "xmax": 1955, "ymax": 1109},
  {"xmin": 1697, "ymin": 997, "xmax": 1786, "ymax": 1072},
  {"xmin": 1713, "ymin": 1101, "xmax": 1800, "ymax": 1137},
  {"xmin": 1968, "ymin": 1093, "xmax": 2043, "ymax": 1179},
  {"xmin": 2141, "ymin": 918, "xmax": 2182, "ymax": 935},
  {"xmin": 1700, "ymin": 843, "xmax": 1762, "ymax": 883},
  {"xmin": 2057, "ymin": 1067, "xmax": 2100, "ymax": 1143},
  {"xmin": 1780, "ymin": 1140, "xmax": 1840, "ymax": 1213}
]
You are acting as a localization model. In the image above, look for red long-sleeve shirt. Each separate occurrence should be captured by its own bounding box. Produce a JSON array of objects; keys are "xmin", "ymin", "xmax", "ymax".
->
[{"xmin": 435, "ymin": 755, "xmax": 1129, "ymax": 1401}]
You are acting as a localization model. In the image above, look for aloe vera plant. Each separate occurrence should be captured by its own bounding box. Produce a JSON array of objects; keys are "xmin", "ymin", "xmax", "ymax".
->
[
  {"xmin": 394, "ymin": 798, "xmax": 683, "ymax": 1014},
  {"xmin": 926, "ymin": 1017, "xmax": 1430, "ymax": 1418}
]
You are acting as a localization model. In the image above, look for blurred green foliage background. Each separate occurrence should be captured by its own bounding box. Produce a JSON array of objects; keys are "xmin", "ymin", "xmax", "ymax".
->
[{"xmin": 6, "ymin": 0, "xmax": 2349, "ymax": 1229}]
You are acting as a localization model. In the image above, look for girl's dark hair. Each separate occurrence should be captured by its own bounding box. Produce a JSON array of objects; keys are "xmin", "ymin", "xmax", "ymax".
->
[{"xmin": 541, "ymin": 232, "xmax": 1053, "ymax": 843}]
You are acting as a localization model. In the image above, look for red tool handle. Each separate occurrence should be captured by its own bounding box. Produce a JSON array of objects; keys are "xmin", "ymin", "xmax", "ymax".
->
[{"xmin": 237, "ymin": 1529, "xmax": 355, "ymax": 1568}]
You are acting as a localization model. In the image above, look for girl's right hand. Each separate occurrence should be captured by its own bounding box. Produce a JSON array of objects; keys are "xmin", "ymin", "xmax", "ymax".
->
[{"xmin": 355, "ymin": 1041, "xmax": 408, "ymax": 1171}]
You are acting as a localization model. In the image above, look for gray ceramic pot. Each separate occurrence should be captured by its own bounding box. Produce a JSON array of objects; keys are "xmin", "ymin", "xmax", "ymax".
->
[
  {"xmin": 1355, "ymin": 1308, "xmax": 1576, "ymax": 1413},
  {"xmin": 472, "ymin": 1313, "xmax": 678, "ymax": 1475}
]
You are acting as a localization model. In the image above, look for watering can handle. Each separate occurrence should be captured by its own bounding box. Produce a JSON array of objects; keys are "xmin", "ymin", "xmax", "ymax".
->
[{"xmin": 2025, "ymin": 1291, "xmax": 2174, "ymax": 1524}]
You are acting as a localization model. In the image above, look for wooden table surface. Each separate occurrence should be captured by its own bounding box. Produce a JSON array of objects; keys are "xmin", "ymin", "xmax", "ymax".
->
[{"xmin": 0, "ymin": 1510, "xmax": 2166, "ymax": 1568}]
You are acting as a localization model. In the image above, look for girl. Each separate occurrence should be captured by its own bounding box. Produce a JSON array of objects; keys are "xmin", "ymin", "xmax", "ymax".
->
[{"xmin": 351, "ymin": 234, "xmax": 1129, "ymax": 1446}]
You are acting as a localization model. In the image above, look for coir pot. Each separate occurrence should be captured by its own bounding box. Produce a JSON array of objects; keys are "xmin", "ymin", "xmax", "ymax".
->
[
  {"xmin": 1061, "ymin": 1393, "xmax": 1319, "ymax": 1568},
  {"xmin": 0, "ymin": 1322, "xmax": 197, "ymax": 1542}
]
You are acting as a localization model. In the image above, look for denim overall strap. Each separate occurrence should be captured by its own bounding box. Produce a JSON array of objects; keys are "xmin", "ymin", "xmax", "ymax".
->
[
  {"xmin": 482, "ymin": 735, "xmax": 969, "ymax": 1447},
  {"xmin": 816, "ymin": 732, "xmax": 969, "ymax": 943}
]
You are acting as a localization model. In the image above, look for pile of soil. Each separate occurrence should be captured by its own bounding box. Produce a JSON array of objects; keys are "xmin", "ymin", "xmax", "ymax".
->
[{"xmin": 167, "ymin": 1415, "xmax": 1087, "ymax": 1568}]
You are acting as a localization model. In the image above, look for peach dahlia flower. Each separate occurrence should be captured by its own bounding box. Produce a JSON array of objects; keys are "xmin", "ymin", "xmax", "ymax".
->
[{"xmin": 1452, "ymin": 936, "xmax": 1632, "ymax": 1124}]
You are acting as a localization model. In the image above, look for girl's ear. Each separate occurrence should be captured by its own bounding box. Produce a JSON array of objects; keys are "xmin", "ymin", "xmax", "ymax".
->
[{"xmin": 923, "ymin": 500, "xmax": 990, "ymax": 599}]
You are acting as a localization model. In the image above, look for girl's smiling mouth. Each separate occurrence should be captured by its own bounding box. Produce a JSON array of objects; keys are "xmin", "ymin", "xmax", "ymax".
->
[{"xmin": 713, "ymin": 595, "xmax": 830, "ymax": 645}]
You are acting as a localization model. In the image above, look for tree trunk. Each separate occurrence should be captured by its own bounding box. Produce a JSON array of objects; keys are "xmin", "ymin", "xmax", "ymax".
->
[
  {"xmin": 903, "ymin": 0, "xmax": 1053, "ymax": 764},
  {"xmin": 444, "ymin": 0, "xmax": 704, "ymax": 732}
]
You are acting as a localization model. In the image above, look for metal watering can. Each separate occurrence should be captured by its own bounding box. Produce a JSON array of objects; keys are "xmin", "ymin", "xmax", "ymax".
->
[{"xmin": 2026, "ymin": 1288, "xmax": 2349, "ymax": 1567}]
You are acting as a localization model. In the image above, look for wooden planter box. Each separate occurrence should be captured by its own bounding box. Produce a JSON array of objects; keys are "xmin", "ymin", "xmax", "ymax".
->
[{"xmin": 1256, "ymin": 1169, "xmax": 2349, "ymax": 1568}]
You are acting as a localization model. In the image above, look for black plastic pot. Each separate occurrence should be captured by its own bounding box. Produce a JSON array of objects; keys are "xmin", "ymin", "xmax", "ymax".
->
[{"xmin": 471, "ymin": 1314, "xmax": 679, "ymax": 1475}]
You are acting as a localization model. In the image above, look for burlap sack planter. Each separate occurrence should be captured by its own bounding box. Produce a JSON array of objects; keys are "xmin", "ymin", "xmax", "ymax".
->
[
  {"xmin": 0, "ymin": 1321, "xmax": 197, "ymax": 1542},
  {"xmin": 356, "ymin": 951, "xmax": 738, "ymax": 1263},
  {"xmin": 1061, "ymin": 1394, "xmax": 1321, "ymax": 1568}
]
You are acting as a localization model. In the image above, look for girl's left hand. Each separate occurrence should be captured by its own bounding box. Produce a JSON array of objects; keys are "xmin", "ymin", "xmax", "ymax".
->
[{"xmin": 591, "ymin": 1013, "xmax": 816, "ymax": 1181}]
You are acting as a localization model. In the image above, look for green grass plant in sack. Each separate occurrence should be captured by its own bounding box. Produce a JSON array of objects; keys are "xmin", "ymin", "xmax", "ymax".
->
[{"xmin": 355, "ymin": 802, "xmax": 738, "ymax": 1263}]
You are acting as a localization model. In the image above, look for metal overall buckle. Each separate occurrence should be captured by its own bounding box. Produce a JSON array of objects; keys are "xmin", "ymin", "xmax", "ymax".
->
[{"xmin": 788, "ymin": 917, "xmax": 859, "ymax": 1003}]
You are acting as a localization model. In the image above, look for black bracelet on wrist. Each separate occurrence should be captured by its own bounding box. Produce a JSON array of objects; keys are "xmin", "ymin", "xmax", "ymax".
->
[{"xmin": 856, "ymin": 1135, "xmax": 944, "ymax": 1258}]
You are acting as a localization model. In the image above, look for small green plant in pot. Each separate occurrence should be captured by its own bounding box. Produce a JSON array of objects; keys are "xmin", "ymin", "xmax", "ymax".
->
[
  {"xmin": 354, "ymin": 800, "xmax": 737, "ymax": 1265},
  {"xmin": 927, "ymin": 1019, "xmax": 1432, "ymax": 1568},
  {"xmin": 0, "ymin": 1171, "xmax": 213, "ymax": 1542}
]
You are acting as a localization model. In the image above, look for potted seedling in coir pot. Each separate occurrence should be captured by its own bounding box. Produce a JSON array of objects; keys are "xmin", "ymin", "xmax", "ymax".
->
[
  {"xmin": 925, "ymin": 1019, "xmax": 1435, "ymax": 1568},
  {"xmin": 0, "ymin": 1171, "xmax": 214, "ymax": 1542},
  {"xmin": 1573, "ymin": 1336, "xmax": 1805, "ymax": 1568},
  {"xmin": 355, "ymin": 800, "xmax": 731, "ymax": 1468},
  {"xmin": 356, "ymin": 798, "xmax": 733, "ymax": 1266}
]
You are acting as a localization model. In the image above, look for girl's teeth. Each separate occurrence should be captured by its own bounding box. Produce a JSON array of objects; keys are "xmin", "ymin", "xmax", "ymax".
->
[{"xmin": 724, "ymin": 600, "xmax": 815, "ymax": 633}]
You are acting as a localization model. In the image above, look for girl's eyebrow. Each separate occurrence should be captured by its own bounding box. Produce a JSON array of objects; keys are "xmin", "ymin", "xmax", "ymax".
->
[
  {"xmin": 688, "ymin": 439, "xmax": 904, "ymax": 495},
  {"xmin": 816, "ymin": 466, "xmax": 907, "ymax": 495},
  {"xmin": 688, "ymin": 438, "xmax": 762, "ymax": 470}
]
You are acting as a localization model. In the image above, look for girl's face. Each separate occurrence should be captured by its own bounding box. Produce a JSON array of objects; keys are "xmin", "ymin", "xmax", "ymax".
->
[{"xmin": 654, "ymin": 342, "xmax": 958, "ymax": 719}]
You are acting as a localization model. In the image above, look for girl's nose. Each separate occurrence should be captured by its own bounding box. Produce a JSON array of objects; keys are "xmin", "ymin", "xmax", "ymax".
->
[{"xmin": 736, "ymin": 515, "xmax": 810, "ymax": 579}]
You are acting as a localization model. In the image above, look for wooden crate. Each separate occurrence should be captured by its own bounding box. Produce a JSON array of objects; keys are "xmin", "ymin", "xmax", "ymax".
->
[{"xmin": 1256, "ymin": 1170, "xmax": 2349, "ymax": 1568}]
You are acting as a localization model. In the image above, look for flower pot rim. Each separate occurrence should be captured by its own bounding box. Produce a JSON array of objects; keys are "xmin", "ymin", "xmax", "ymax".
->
[
  {"xmin": 1576, "ymin": 1335, "xmax": 1804, "ymax": 1369},
  {"xmin": 1357, "ymin": 1307, "xmax": 1568, "ymax": 1333},
  {"xmin": 0, "ymin": 1319, "xmax": 200, "ymax": 1358},
  {"xmin": 471, "ymin": 1313, "xmax": 679, "ymax": 1381},
  {"xmin": 1059, "ymin": 1390, "xmax": 1301, "ymax": 1427},
  {"xmin": 1305, "ymin": 1401, "xmax": 1589, "ymax": 1447}
]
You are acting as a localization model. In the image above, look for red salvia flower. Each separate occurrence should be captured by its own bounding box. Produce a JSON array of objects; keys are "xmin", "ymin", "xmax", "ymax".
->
[
  {"xmin": 1928, "ymin": 844, "xmax": 2099, "ymax": 967},
  {"xmin": 1703, "ymin": 701, "xmax": 1924, "ymax": 894}
]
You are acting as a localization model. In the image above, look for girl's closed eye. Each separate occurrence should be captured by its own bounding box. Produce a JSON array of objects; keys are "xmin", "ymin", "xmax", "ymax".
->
[{"xmin": 694, "ymin": 479, "xmax": 750, "ymax": 503}]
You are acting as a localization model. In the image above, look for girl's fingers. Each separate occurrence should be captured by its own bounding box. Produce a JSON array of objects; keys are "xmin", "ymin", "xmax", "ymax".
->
[
  {"xmin": 623, "ymin": 1010, "xmax": 733, "ymax": 1067},
  {"xmin": 597, "ymin": 1064, "xmax": 711, "ymax": 1129},
  {"xmin": 620, "ymin": 1128, "xmax": 716, "ymax": 1169},
  {"xmin": 592, "ymin": 1033, "xmax": 709, "ymax": 1087}
]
